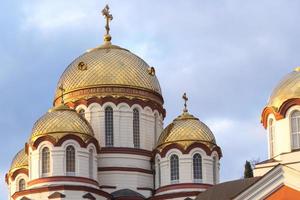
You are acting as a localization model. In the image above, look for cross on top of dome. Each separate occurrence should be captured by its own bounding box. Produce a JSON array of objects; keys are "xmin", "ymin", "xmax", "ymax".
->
[
  {"xmin": 182, "ymin": 92, "xmax": 189, "ymax": 112},
  {"xmin": 102, "ymin": 4, "xmax": 113, "ymax": 43}
]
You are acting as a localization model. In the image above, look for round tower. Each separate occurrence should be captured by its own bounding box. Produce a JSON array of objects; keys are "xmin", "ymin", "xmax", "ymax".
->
[
  {"xmin": 52, "ymin": 6, "xmax": 164, "ymax": 198},
  {"xmin": 153, "ymin": 94, "xmax": 222, "ymax": 199}
]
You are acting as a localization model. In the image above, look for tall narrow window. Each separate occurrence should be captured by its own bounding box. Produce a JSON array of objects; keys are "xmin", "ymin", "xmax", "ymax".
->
[
  {"xmin": 213, "ymin": 157, "xmax": 217, "ymax": 184},
  {"xmin": 170, "ymin": 154, "xmax": 179, "ymax": 183},
  {"xmin": 66, "ymin": 146, "xmax": 75, "ymax": 174},
  {"xmin": 154, "ymin": 113, "xmax": 158, "ymax": 143},
  {"xmin": 193, "ymin": 153, "xmax": 202, "ymax": 183},
  {"xmin": 18, "ymin": 179, "xmax": 25, "ymax": 191},
  {"xmin": 133, "ymin": 108, "xmax": 140, "ymax": 148},
  {"xmin": 157, "ymin": 159, "xmax": 161, "ymax": 187},
  {"xmin": 291, "ymin": 111, "xmax": 300, "ymax": 150},
  {"xmin": 269, "ymin": 119, "xmax": 275, "ymax": 157},
  {"xmin": 105, "ymin": 106, "xmax": 114, "ymax": 146},
  {"xmin": 42, "ymin": 147, "xmax": 50, "ymax": 176},
  {"xmin": 89, "ymin": 149, "xmax": 94, "ymax": 179}
]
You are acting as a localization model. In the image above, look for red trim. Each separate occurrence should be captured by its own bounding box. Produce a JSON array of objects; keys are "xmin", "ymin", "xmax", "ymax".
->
[
  {"xmin": 11, "ymin": 168, "xmax": 29, "ymax": 181},
  {"xmin": 150, "ymin": 191, "xmax": 201, "ymax": 200},
  {"xmin": 31, "ymin": 134, "xmax": 100, "ymax": 153},
  {"xmin": 155, "ymin": 183, "xmax": 212, "ymax": 194},
  {"xmin": 27, "ymin": 176, "xmax": 99, "ymax": 187},
  {"xmin": 261, "ymin": 98, "xmax": 300, "ymax": 129},
  {"xmin": 12, "ymin": 185, "xmax": 111, "ymax": 200},
  {"xmin": 158, "ymin": 142, "xmax": 222, "ymax": 158},
  {"xmin": 60, "ymin": 94, "xmax": 166, "ymax": 118},
  {"xmin": 100, "ymin": 147, "xmax": 153, "ymax": 157},
  {"xmin": 98, "ymin": 167, "xmax": 153, "ymax": 174},
  {"xmin": 32, "ymin": 135, "xmax": 56, "ymax": 149}
]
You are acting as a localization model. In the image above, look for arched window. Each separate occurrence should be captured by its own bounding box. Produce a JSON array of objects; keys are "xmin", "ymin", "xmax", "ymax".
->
[
  {"xmin": 213, "ymin": 156, "xmax": 217, "ymax": 184},
  {"xmin": 133, "ymin": 108, "xmax": 140, "ymax": 148},
  {"xmin": 18, "ymin": 179, "xmax": 25, "ymax": 191},
  {"xmin": 105, "ymin": 106, "xmax": 114, "ymax": 147},
  {"xmin": 193, "ymin": 153, "xmax": 202, "ymax": 182},
  {"xmin": 66, "ymin": 146, "xmax": 75, "ymax": 174},
  {"xmin": 291, "ymin": 111, "xmax": 300, "ymax": 150},
  {"xmin": 89, "ymin": 149, "xmax": 94, "ymax": 179},
  {"xmin": 78, "ymin": 109, "xmax": 85, "ymax": 117},
  {"xmin": 269, "ymin": 119, "xmax": 275, "ymax": 157},
  {"xmin": 154, "ymin": 113, "xmax": 158, "ymax": 143},
  {"xmin": 42, "ymin": 147, "xmax": 50, "ymax": 176},
  {"xmin": 170, "ymin": 154, "xmax": 179, "ymax": 183},
  {"xmin": 157, "ymin": 159, "xmax": 161, "ymax": 187}
]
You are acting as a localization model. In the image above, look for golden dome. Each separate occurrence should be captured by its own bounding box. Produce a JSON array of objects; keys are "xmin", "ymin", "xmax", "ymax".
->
[
  {"xmin": 10, "ymin": 149, "xmax": 28, "ymax": 172},
  {"xmin": 268, "ymin": 68, "xmax": 300, "ymax": 110},
  {"xmin": 29, "ymin": 105, "xmax": 94, "ymax": 143},
  {"xmin": 53, "ymin": 43, "xmax": 162, "ymax": 106},
  {"xmin": 156, "ymin": 111, "xmax": 217, "ymax": 151}
]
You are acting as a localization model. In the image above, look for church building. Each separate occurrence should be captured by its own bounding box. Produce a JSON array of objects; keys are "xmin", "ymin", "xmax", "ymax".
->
[{"xmin": 6, "ymin": 4, "xmax": 300, "ymax": 200}]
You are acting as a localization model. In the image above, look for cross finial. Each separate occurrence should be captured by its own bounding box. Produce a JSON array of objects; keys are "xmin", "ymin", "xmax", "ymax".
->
[
  {"xmin": 102, "ymin": 4, "xmax": 113, "ymax": 42},
  {"xmin": 59, "ymin": 84, "xmax": 66, "ymax": 104},
  {"xmin": 182, "ymin": 92, "xmax": 188, "ymax": 112}
]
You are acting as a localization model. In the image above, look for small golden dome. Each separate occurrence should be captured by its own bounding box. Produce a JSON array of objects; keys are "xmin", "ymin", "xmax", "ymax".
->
[
  {"xmin": 53, "ymin": 44, "xmax": 162, "ymax": 105},
  {"xmin": 29, "ymin": 105, "xmax": 94, "ymax": 143},
  {"xmin": 268, "ymin": 68, "xmax": 300, "ymax": 110},
  {"xmin": 10, "ymin": 149, "xmax": 28, "ymax": 172},
  {"xmin": 156, "ymin": 111, "xmax": 217, "ymax": 151}
]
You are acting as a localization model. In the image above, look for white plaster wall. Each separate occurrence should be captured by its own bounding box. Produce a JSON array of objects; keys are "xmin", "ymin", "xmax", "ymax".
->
[
  {"xmin": 266, "ymin": 105, "xmax": 300, "ymax": 158},
  {"xmin": 98, "ymin": 171, "xmax": 153, "ymax": 197},
  {"xmin": 82, "ymin": 102, "xmax": 164, "ymax": 150},
  {"xmin": 156, "ymin": 148, "xmax": 220, "ymax": 189},
  {"xmin": 28, "ymin": 140, "xmax": 97, "ymax": 188}
]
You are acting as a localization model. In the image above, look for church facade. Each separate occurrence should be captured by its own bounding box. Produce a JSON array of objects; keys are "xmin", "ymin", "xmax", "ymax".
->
[
  {"xmin": 6, "ymin": 5, "xmax": 300, "ymax": 200},
  {"xmin": 5, "ymin": 6, "xmax": 222, "ymax": 200}
]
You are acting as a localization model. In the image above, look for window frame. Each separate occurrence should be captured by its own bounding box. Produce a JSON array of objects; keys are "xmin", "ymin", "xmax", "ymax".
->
[
  {"xmin": 66, "ymin": 145, "xmax": 76, "ymax": 176},
  {"xmin": 133, "ymin": 108, "xmax": 140, "ymax": 148},
  {"xmin": 193, "ymin": 153, "xmax": 203, "ymax": 183},
  {"xmin": 170, "ymin": 154, "xmax": 179, "ymax": 184},
  {"xmin": 290, "ymin": 110, "xmax": 300, "ymax": 150},
  {"xmin": 41, "ymin": 147, "xmax": 50, "ymax": 177},
  {"xmin": 105, "ymin": 106, "xmax": 114, "ymax": 147}
]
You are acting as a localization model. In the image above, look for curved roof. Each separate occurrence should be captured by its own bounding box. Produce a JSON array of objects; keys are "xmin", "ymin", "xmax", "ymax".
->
[
  {"xmin": 29, "ymin": 105, "xmax": 94, "ymax": 143},
  {"xmin": 156, "ymin": 111, "xmax": 217, "ymax": 151},
  {"xmin": 10, "ymin": 149, "xmax": 28, "ymax": 172},
  {"xmin": 54, "ymin": 42, "xmax": 162, "ymax": 105},
  {"xmin": 268, "ymin": 67, "xmax": 300, "ymax": 110}
]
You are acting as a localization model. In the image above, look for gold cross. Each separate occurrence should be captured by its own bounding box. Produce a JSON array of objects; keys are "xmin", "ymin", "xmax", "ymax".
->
[
  {"xmin": 182, "ymin": 92, "xmax": 188, "ymax": 112},
  {"xmin": 59, "ymin": 84, "xmax": 65, "ymax": 104},
  {"xmin": 102, "ymin": 4, "xmax": 113, "ymax": 35}
]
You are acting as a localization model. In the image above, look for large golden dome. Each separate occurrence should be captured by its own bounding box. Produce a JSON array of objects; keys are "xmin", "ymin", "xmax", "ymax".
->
[
  {"xmin": 9, "ymin": 149, "xmax": 28, "ymax": 172},
  {"xmin": 268, "ymin": 67, "xmax": 300, "ymax": 110},
  {"xmin": 156, "ymin": 111, "xmax": 217, "ymax": 151},
  {"xmin": 53, "ymin": 42, "xmax": 163, "ymax": 106},
  {"xmin": 29, "ymin": 105, "xmax": 94, "ymax": 144}
]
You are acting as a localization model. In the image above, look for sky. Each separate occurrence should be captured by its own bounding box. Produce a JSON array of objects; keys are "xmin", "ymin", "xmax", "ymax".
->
[{"xmin": 0, "ymin": 0, "xmax": 298, "ymax": 198}]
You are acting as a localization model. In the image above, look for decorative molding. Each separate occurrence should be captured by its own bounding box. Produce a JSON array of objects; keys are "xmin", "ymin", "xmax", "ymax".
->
[
  {"xmin": 48, "ymin": 192, "xmax": 66, "ymax": 199},
  {"xmin": 99, "ymin": 185, "xmax": 117, "ymax": 189},
  {"xmin": 98, "ymin": 167, "xmax": 153, "ymax": 174},
  {"xmin": 100, "ymin": 147, "xmax": 153, "ymax": 157},
  {"xmin": 156, "ymin": 142, "xmax": 222, "ymax": 158},
  {"xmin": 27, "ymin": 176, "xmax": 99, "ymax": 187},
  {"xmin": 155, "ymin": 183, "xmax": 212, "ymax": 194},
  {"xmin": 10, "ymin": 168, "xmax": 29, "ymax": 182},
  {"xmin": 12, "ymin": 185, "xmax": 112, "ymax": 200}
]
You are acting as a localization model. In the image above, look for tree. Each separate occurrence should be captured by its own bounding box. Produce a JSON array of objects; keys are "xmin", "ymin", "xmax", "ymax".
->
[{"xmin": 244, "ymin": 160, "xmax": 253, "ymax": 178}]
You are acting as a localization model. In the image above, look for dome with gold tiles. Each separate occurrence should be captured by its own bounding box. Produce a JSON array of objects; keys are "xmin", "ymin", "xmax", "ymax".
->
[
  {"xmin": 156, "ymin": 110, "xmax": 217, "ymax": 151},
  {"xmin": 53, "ymin": 41, "xmax": 163, "ymax": 106},
  {"xmin": 9, "ymin": 149, "xmax": 28, "ymax": 173},
  {"xmin": 268, "ymin": 67, "xmax": 300, "ymax": 110},
  {"xmin": 29, "ymin": 104, "xmax": 94, "ymax": 144}
]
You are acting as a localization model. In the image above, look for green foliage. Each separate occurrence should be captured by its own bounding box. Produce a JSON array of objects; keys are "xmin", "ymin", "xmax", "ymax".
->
[{"xmin": 244, "ymin": 160, "xmax": 253, "ymax": 178}]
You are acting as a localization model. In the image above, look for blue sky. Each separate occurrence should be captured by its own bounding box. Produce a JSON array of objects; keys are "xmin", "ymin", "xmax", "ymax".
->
[{"xmin": 0, "ymin": 0, "xmax": 298, "ymax": 198}]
